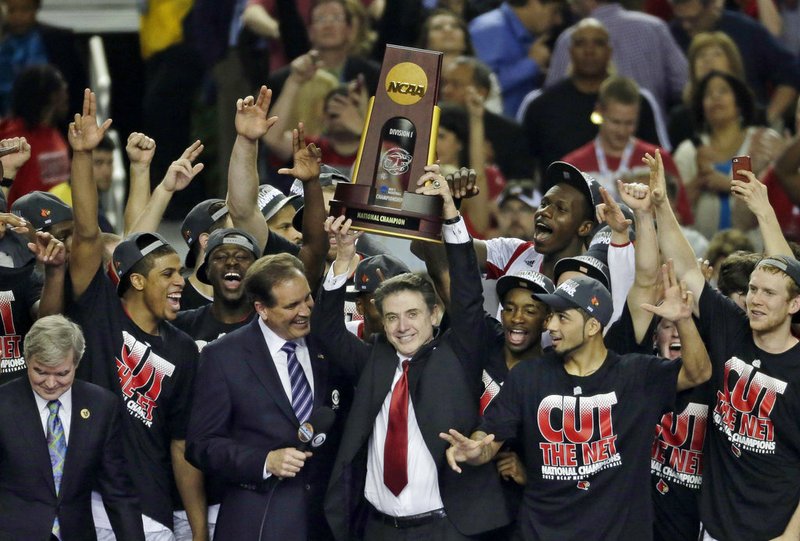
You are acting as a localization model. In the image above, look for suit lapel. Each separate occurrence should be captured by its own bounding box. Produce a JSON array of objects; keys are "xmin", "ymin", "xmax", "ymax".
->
[
  {"xmin": 368, "ymin": 342, "xmax": 399, "ymax": 419},
  {"xmin": 13, "ymin": 379, "xmax": 57, "ymax": 497},
  {"xmin": 241, "ymin": 319, "xmax": 298, "ymax": 425},
  {"xmin": 310, "ymin": 344, "xmax": 327, "ymax": 411}
]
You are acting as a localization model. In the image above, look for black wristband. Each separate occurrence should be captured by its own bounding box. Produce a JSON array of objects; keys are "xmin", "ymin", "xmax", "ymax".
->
[
  {"xmin": 442, "ymin": 214, "xmax": 461, "ymax": 225},
  {"xmin": 0, "ymin": 177, "xmax": 12, "ymax": 188}
]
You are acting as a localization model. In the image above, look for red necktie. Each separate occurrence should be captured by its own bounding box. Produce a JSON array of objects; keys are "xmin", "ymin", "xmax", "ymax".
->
[{"xmin": 384, "ymin": 360, "xmax": 410, "ymax": 496}]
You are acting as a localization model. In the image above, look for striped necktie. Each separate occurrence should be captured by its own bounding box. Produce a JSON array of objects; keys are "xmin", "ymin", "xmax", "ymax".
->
[
  {"xmin": 47, "ymin": 400, "xmax": 66, "ymax": 538},
  {"xmin": 281, "ymin": 342, "xmax": 313, "ymax": 423}
]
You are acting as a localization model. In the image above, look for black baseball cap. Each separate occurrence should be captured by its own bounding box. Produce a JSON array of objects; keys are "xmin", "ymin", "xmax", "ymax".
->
[
  {"xmin": 11, "ymin": 191, "xmax": 72, "ymax": 230},
  {"xmin": 498, "ymin": 180, "xmax": 539, "ymax": 210},
  {"xmin": 535, "ymin": 275, "xmax": 613, "ymax": 326},
  {"xmin": 111, "ymin": 232, "xmax": 171, "ymax": 295},
  {"xmin": 346, "ymin": 254, "xmax": 410, "ymax": 300},
  {"xmin": 542, "ymin": 162, "xmax": 601, "ymax": 223},
  {"xmin": 554, "ymin": 255, "xmax": 611, "ymax": 291},
  {"xmin": 496, "ymin": 269, "xmax": 555, "ymax": 301},
  {"xmin": 258, "ymin": 185, "xmax": 300, "ymax": 221},
  {"xmin": 756, "ymin": 256, "xmax": 800, "ymax": 290},
  {"xmin": 196, "ymin": 228, "xmax": 261, "ymax": 284},
  {"xmin": 291, "ymin": 165, "xmax": 351, "ymax": 231},
  {"xmin": 180, "ymin": 199, "xmax": 228, "ymax": 268}
]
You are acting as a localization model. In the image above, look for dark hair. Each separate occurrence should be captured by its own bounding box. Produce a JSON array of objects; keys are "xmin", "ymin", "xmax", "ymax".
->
[
  {"xmin": 119, "ymin": 244, "xmax": 177, "ymax": 297},
  {"xmin": 416, "ymin": 8, "xmax": 474, "ymax": 56},
  {"xmin": 243, "ymin": 253, "xmax": 305, "ymax": 307},
  {"xmin": 187, "ymin": 200, "xmax": 230, "ymax": 266},
  {"xmin": 96, "ymin": 134, "xmax": 116, "ymax": 152},
  {"xmin": 312, "ymin": 0, "xmax": 353, "ymax": 25},
  {"xmin": 691, "ymin": 70, "xmax": 756, "ymax": 129},
  {"xmin": 717, "ymin": 251, "xmax": 760, "ymax": 297},
  {"xmin": 706, "ymin": 229, "xmax": 754, "ymax": 268},
  {"xmin": 11, "ymin": 65, "xmax": 66, "ymax": 129},
  {"xmin": 437, "ymin": 103, "xmax": 469, "ymax": 166},
  {"xmin": 373, "ymin": 272, "xmax": 437, "ymax": 317},
  {"xmin": 451, "ymin": 56, "xmax": 493, "ymax": 93},
  {"xmin": 598, "ymin": 76, "xmax": 640, "ymax": 108}
]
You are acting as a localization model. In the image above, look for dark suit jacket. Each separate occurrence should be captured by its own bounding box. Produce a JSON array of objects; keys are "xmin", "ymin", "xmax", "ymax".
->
[
  {"xmin": 186, "ymin": 318, "xmax": 351, "ymax": 541},
  {"xmin": 0, "ymin": 378, "xmax": 144, "ymax": 541},
  {"xmin": 316, "ymin": 238, "xmax": 511, "ymax": 540}
]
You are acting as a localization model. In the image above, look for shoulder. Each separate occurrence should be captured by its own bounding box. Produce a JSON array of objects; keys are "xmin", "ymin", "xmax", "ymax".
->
[
  {"xmin": 562, "ymin": 140, "xmax": 595, "ymax": 164},
  {"xmin": 469, "ymin": 8, "xmax": 503, "ymax": 32},
  {"xmin": 0, "ymin": 377, "xmax": 28, "ymax": 400},
  {"xmin": 202, "ymin": 319, "xmax": 259, "ymax": 355},
  {"xmin": 619, "ymin": 8, "xmax": 670, "ymax": 28},
  {"xmin": 72, "ymin": 379, "xmax": 118, "ymax": 405}
]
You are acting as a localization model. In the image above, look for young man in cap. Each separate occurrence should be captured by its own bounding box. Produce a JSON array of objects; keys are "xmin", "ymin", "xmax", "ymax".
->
[
  {"xmin": 257, "ymin": 184, "xmax": 302, "ymax": 245},
  {"xmin": 318, "ymin": 166, "xmax": 510, "ymax": 540},
  {"xmin": 11, "ymin": 190, "xmax": 74, "ymax": 257},
  {"xmin": 343, "ymin": 254, "xmax": 410, "ymax": 340},
  {"xmin": 179, "ymin": 198, "xmax": 229, "ymax": 311},
  {"xmin": 174, "ymin": 228, "xmax": 261, "ymax": 351},
  {"xmin": 66, "ymin": 90, "xmax": 207, "ymax": 540},
  {"xmin": 441, "ymin": 272, "xmax": 711, "ymax": 540},
  {"xmin": 650, "ymin": 147, "xmax": 800, "ymax": 540},
  {"xmin": 493, "ymin": 180, "xmax": 539, "ymax": 241}
]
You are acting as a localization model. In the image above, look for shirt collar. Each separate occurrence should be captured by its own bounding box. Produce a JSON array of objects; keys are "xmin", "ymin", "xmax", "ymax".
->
[
  {"xmin": 33, "ymin": 386, "xmax": 73, "ymax": 419},
  {"xmin": 257, "ymin": 317, "xmax": 307, "ymax": 358}
]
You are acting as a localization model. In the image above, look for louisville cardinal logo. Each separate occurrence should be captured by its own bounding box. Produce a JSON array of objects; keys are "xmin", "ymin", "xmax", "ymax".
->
[
  {"xmin": 40, "ymin": 208, "xmax": 51, "ymax": 217},
  {"xmin": 656, "ymin": 479, "xmax": 669, "ymax": 494},
  {"xmin": 591, "ymin": 296, "xmax": 599, "ymax": 306},
  {"xmin": 576, "ymin": 480, "xmax": 590, "ymax": 491}
]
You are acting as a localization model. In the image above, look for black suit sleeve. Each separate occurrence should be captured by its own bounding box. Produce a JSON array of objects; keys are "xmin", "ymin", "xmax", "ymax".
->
[
  {"xmin": 310, "ymin": 281, "xmax": 372, "ymax": 383},
  {"xmin": 185, "ymin": 350, "xmax": 272, "ymax": 483},
  {"xmin": 97, "ymin": 395, "xmax": 146, "ymax": 541}
]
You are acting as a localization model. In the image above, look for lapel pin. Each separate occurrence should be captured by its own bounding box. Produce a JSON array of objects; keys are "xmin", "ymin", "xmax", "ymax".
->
[{"xmin": 80, "ymin": 408, "xmax": 90, "ymax": 419}]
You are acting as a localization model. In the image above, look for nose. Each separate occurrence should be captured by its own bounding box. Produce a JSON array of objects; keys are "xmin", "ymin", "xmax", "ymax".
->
[
  {"xmin": 546, "ymin": 315, "xmax": 557, "ymax": 332},
  {"xmin": 511, "ymin": 307, "xmax": 525, "ymax": 323}
]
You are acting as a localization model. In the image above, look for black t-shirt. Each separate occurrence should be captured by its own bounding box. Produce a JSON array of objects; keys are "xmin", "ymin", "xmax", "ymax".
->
[
  {"xmin": 0, "ymin": 263, "xmax": 40, "ymax": 385},
  {"xmin": 179, "ymin": 279, "xmax": 212, "ymax": 311},
  {"xmin": 263, "ymin": 229, "xmax": 301, "ymax": 257},
  {"xmin": 174, "ymin": 304, "xmax": 255, "ymax": 351},
  {"xmin": 482, "ymin": 350, "xmax": 681, "ymax": 541},
  {"xmin": 67, "ymin": 268, "xmax": 198, "ymax": 529},
  {"xmin": 697, "ymin": 283, "xmax": 800, "ymax": 540}
]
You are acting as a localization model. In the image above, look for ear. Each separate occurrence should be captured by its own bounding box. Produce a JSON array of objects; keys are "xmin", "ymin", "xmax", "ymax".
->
[
  {"xmin": 254, "ymin": 301, "xmax": 268, "ymax": 320},
  {"xmin": 198, "ymin": 232, "xmax": 210, "ymax": 252},
  {"xmin": 585, "ymin": 317, "xmax": 602, "ymax": 338},
  {"xmin": 577, "ymin": 219, "xmax": 595, "ymax": 239},
  {"xmin": 431, "ymin": 302, "xmax": 442, "ymax": 324},
  {"xmin": 129, "ymin": 272, "xmax": 146, "ymax": 292},
  {"xmin": 788, "ymin": 294, "xmax": 800, "ymax": 316}
]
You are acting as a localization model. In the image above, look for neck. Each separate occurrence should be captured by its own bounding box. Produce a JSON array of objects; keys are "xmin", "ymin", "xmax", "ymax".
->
[
  {"xmin": 505, "ymin": 344, "xmax": 542, "ymax": 371},
  {"xmin": 562, "ymin": 337, "xmax": 607, "ymax": 376},
  {"xmin": 211, "ymin": 298, "xmax": 253, "ymax": 324},
  {"xmin": 571, "ymin": 75, "xmax": 605, "ymax": 94},
  {"xmin": 189, "ymin": 272, "xmax": 213, "ymax": 299},
  {"xmin": 752, "ymin": 324, "xmax": 799, "ymax": 354},
  {"xmin": 317, "ymin": 48, "xmax": 348, "ymax": 72},
  {"xmin": 710, "ymin": 120, "xmax": 743, "ymax": 144},
  {"xmin": 542, "ymin": 238, "xmax": 587, "ymax": 277},
  {"xmin": 599, "ymin": 135, "xmax": 627, "ymax": 158},
  {"xmin": 121, "ymin": 297, "xmax": 160, "ymax": 336}
]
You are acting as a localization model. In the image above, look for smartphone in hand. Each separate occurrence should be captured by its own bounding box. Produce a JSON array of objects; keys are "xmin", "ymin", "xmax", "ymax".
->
[{"xmin": 732, "ymin": 155, "xmax": 751, "ymax": 182}]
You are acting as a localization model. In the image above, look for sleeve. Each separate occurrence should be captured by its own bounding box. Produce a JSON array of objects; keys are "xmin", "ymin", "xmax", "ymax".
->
[
  {"xmin": 168, "ymin": 337, "xmax": 199, "ymax": 441},
  {"xmin": 470, "ymin": 22, "xmax": 541, "ymax": 98},
  {"xmin": 544, "ymin": 29, "xmax": 571, "ymax": 87},
  {"xmin": 185, "ymin": 349, "xmax": 272, "ymax": 483},
  {"xmin": 673, "ymin": 139, "xmax": 698, "ymax": 192},
  {"xmin": 607, "ymin": 240, "xmax": 635, "ymax": 329},
  {"xmin": 604, "ymin": 302, "xmax": 656, "ymax": 355},
  {"xmin": 643, "ymin": 354, "xmax": 682, "ymax": 413},
  {"xmin": 263, "ymin": 229, "xmax": 301, "ymax": 256},
  {"xmin": 480, "ymin": 363, "xmax": 526, "ymax": 442},
  {"xmin": 484, "ymin": 237, "xmax": 530, "ymax": 278}
]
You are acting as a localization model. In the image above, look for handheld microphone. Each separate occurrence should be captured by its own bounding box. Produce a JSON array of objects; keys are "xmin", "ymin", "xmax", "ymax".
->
[{"xmin": 297, "ymin": 406, "xmax": 336, "ymax": 452}]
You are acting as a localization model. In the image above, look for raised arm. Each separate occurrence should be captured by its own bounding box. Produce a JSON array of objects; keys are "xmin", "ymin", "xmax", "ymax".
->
[
  {"xmin": 642, "ymin": 261, "xmax": 711, "ymax": 391},
  {"xmin": 0, "ymin": 137, "xmax": 30, "ymax": 197},
  {"xmin": 126, "ymin": 140, "xmax": 204, "ymax": 235},
  {"xmin": 649, "ymin": 150, "xmax": 704, "ymax": 310},
  {"xmin": 731, "ymin": 170, "xmax": 793, "ymax": 257},
  {"xmin": 459, "ymin": 87, "xmax": 491, "ymax": 236},
  {"xmin": 277, "ymin": 124, "xmax": 329, "ymax": 290},
  {"xmin": 226, "ymin": 85, "xmax": 278, "ymax": 251},
  {"xmin": 122, "ymin": 132, "xmax": 156, "ymax": 233},
  {"xmin": 68, "ymin": 89, "xmax": 113, "ymax": 299}
]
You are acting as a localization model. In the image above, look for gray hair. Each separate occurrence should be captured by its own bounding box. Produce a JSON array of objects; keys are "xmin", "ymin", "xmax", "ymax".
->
[{"xmin": 23, "ymin": 315, "xmax": 85, "ymax": 367}]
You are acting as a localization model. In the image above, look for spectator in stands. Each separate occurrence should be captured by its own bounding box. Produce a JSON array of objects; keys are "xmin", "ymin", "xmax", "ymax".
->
[
  {"xmin": 544, "ymin": 0, "xmax": 688, "ymax": 117},
  {"xmin": 441, "ymin": 55, "xmax": 532, "ymax": 179},
  {"xmin": 561, "ymin": 76, "xmax": 694, "ymax": 225},
  {"xmin": 667, "ymin": 31, "xmax": 750, "ymax": 148},
  {"xmin": 705, "ymin": 228, "xmax": 755, "ymax": 283},
  {"xmin": 673, "ymin": 71, "xmax": 783, "ymax": 239},
  {"xmin": 669, "ymin": 0, "xmax": 800, "ymax": 127},
  {"xmin": 769, "ymin": 96, "xmax": 800, "ymax": 240},
  {"xmin": 520, "ymin": 19, "xmax": 669, "ymax": 181},
  {"xmin": 0, "ymin": 0, "xmax": 87, "ymax": 118},
  {"xmin": 716, "ymin": 250, "xmax": 761, "ymax": 309},
  {"xmin": 0, "ymin": 65, "xmax": 70, "ymax": 207},
  {"xmin": 469, "ymin": 0, "xmax": 564, "ymax": 117},
  {"xmin": 491, "ymin": 180, "xmax": 540, "ymax": 241},
  {"xmin": 777, "ymin": 0, "xmax": 800, "ymax": 56}
]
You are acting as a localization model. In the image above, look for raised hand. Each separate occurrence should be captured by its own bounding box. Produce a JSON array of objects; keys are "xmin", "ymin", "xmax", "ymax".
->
[
  {"xmin": 68, "ymin": 89, "xmax": 113, "ymax": 152},
  {"xmin": 416, "ymin": 163, "xmax": 458, "ymax": 218},
  {"xmin": 617, "ymin": 179, "xmax": 651, "ymax": 212},
  {"xmin": 641, "ymin": 260, "xmax": 694, "ymax": 323},
  {"xmin": 446, "ymin": 167, "xmax": 480, "ymax": 199},
  {"xmin": 277, "ymin": 123, "xmax": 321, "ymax": 183},
  {"xmin": 327, "ymin": 93, "xmax": 365, "ymax": 136},
  {"xmin": 439, "ymin": 429, "xmax": 496, "ymax": 474},
  {"xmin": 0, "ymin": 212, "xmax": 27, "ymax": 240},
  {"xmin": 126, "ymin": 132, "xmax": 156, "ymax": 166},
  {"xmin": 596, "ymin": 186, "xmax": 632, "ymax": 233},
  {"xmin": 288, "ymin": 50, "xmax": 321, "ymax": 85},
  {"xmin": 161, "ymin": 140, "xmax": 204, "ymax": 192},
  {"xmin": 0, "ymin": 137, "xmax": 31, "ymax": 175},
  {"xmin": 644, "ymin": 150, "xmax": 668, "ymax": 207},
  {"xmin": 28, "ymin": 231, "xmax": 65, "ymax": 267},
  {"xmin": 235, "ymin": 85, "xmax": 278, "ymax": 141},
  {"xmin": 730, "ymin": 170, "xmax": 771, "ymax": 217}
]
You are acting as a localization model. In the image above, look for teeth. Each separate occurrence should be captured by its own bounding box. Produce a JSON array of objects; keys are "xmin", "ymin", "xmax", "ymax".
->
[{"xmin": 224, "ymin": 273, "xmax": 241, "ymax": 280}]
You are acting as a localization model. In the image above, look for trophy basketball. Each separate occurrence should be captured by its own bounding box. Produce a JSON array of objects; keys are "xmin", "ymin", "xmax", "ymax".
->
[{"xmin": 328, "ymin": 45, "xmax": 444, "ymax": 242}]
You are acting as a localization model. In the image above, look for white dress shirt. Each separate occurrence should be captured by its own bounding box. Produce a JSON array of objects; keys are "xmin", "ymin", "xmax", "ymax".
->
[{"xmin": 34, "ymin": 388, "xmax": 72, "ymax": 444}]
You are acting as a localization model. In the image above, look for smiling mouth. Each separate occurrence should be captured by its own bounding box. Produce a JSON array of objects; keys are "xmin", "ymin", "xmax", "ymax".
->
[
  {"xmin": 534, "ymin": 220, "xmax": 553, "ymax": 243},
  {"xmin": 506, "ymin": 329, "xmax": 529, "ymax": 346},
  {"xmin": 223, "ymin": 272, "xmax": 242, "ymax": 289},
  {"xmin": 167, "ymin": 293, "xmax": 181, "ymax": 309}
]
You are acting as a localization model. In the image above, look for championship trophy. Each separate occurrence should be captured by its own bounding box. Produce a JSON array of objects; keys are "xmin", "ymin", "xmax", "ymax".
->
[{"xmin": 328, "ymin": 45, "xmax": 444, "ymax": 242}]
